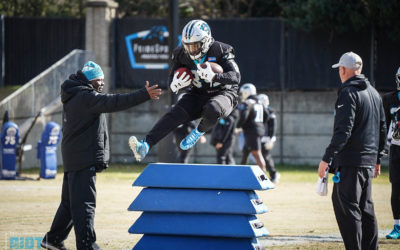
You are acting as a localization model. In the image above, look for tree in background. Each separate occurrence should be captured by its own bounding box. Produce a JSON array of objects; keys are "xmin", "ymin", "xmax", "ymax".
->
[
  {"xmin": 278, "ymin": 0, "xmax": 400, "ymax": 41},
  {"xmin": 0, "ymin": 0, "xmax": 85, "ymax": 17},
  {"xmin": 0, "ymin": 0, "xmax": 399, "ymax": 41},
  {"xmin": 115, "ymin": 0, "xmax": 282, "ymax": 18}
]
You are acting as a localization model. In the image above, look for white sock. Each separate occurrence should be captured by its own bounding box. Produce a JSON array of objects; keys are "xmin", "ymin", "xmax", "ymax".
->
[{"xmin": 394, "ymin": 219, "xmax": 400, "ymax": 225}]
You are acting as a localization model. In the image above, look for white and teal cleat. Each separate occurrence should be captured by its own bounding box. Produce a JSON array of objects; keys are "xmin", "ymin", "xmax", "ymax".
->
[
  {"xmin": 180, "ymin": 128, "xmax": 205, "ymax": 151},
  {"xmin": 129, "ymin": 136, "xmax": 149, "ymax": 162},
  {"xmin": 386, "ymin": 224, "xmax": 400, "ymax": 239}
]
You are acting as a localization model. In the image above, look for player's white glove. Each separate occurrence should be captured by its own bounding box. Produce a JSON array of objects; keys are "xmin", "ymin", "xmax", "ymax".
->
[
  {"xmin": 263, "ymin": 136, "xmax": 276, "ymax": 150},
  {"xmin": 170, "ymin": 71, "xmax": 192, "ymax": 93},
  {"xmin": 196, "ymin": 62, "xmax": 216, "ymax": 84},
  {"xmin": 261, "ymin": 136, "xmax": 269, "ymax": 144}
]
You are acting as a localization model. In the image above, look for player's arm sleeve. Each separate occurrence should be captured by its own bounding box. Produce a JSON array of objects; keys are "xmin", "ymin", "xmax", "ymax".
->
[
  {"xmin": 322, "ymin": 90, "xmax": 356, "ymax": 163},
  {"xmin": 214, "ymin": 47, "xmax": 241, "ymax": 86},
  {"xmin": 268, "ymin": 112, "xmax": 276, "ymax": 137},
  {"xmin": 85, "ymin": 87, "xmax": 150, "ymax": 113},
  {"xmin": 377, "ymin": 99, "xmax": 387, "ymax": 164},
  {"xmin": 167, "ymin": 48, "xmax": 185, "ymax": 85},
  {"xmin": 236, "ymin": 103, "xmax": 250, "ymax": 128}
]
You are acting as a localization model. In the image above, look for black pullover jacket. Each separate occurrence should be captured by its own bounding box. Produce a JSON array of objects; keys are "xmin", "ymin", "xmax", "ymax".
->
[{"xmin": 322, "ymin": 74, "xmax": 386, "ymax": 168}]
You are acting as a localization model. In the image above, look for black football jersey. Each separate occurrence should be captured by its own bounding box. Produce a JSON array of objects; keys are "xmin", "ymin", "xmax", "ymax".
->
[
  {"xmin": 237, "ymin": 95, "xmax": 267, "ymax": 136},
  {"xmin": 383, "ymin": 91, "xmax": 400, "ymax": 144},
  {"xmin": 168, "ymin": 41, "xmax": 240, "ymax": 95}
]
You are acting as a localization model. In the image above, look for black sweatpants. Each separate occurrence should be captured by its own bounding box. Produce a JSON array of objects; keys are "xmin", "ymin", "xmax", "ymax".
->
[
  {"xmin": 389, "ymin": 145, "xmax": 400, "ymax": 220},
  {"xmin": 261, "ymin": 144, "xmax": 277, "ymax": 179},
  {"xmin": 332, "ymin": 166, "xmax": 378, "ymax": 250},
  {"xmin": 216, "ymin": 136, "xmax": 236, "ymax": 164},
  {"xmin": 145, "ymin": 91, "xmax": 236, "ymax": 148},
  {"xmin": 46, "ymin": 167, "xmax": 97, "ymax": 250}
]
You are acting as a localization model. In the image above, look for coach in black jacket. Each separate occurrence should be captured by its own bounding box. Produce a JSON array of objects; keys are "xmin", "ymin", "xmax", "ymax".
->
[
  {"xmin": 41, "ymin": 61, "xmax": 161, "ymax": 250},
  {"xmin": 318, "ymin": 52, "xmax": 386, "ymax": 250}
]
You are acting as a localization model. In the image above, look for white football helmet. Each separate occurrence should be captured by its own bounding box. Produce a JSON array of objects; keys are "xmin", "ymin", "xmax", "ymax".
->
[
  {"xmin": 181, "ymin": 20, "xmax": 214, "ymax": 60},
  {"xmin": 257, "ymin": 94, "xmax": 270, "ymax": 108},
  {"xmin": 239, "ymin": 83, "xmax": 257, "ymax": 102},
  {"xmin": 396, "ymin": 67, "xmax": 400, "ymax": 90}
]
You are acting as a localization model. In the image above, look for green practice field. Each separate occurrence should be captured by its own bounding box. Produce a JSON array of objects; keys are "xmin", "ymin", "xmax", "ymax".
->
[{"xmin": 0, "ymin": 164, "xmax": 398, "ymax": 249}]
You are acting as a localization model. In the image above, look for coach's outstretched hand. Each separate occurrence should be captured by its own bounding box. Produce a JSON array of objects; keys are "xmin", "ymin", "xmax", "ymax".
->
[{"xmin": 145, "ymin": 81, "xmax": 162, "ymax": 99}]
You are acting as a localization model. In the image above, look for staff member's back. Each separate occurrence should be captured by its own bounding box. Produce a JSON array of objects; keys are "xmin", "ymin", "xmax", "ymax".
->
[{"xmin": 318, "ymin": 52, "xmax": 386, "ymax": 250}]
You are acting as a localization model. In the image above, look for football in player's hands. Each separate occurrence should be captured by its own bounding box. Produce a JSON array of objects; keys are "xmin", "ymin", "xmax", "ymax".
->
[
  {"xmin": 170, "ymin": 67, "xmax": 193, "ymax": 93},
  {"xmin": 175, "ymin": 67, "xmax": 194, "ymax": 80},
  {"xmin": 199, "ymin": 62, "xmax": 223, "ymax": 73}
]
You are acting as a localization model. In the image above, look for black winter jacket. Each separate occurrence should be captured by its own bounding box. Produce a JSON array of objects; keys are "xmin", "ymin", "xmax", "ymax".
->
[
  {"xmin": 61, "ymin": 71, "xmax": 150, "ymax": 172},
  {"xmin": 322, "ymin": 75, "xmax": 386, "ymax": 168}
]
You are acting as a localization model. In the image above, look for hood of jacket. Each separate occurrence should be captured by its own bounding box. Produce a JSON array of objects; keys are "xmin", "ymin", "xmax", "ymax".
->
[
  {"xmin": 338, "ymin": 74, "xmax": 368, "ymax": 94},
  {"xmin": 61, "ymin": 70, "xmax": 94, "ymax": 103}
]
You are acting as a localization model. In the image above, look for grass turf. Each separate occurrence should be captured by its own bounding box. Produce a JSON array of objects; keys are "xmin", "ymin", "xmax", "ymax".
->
[{"xmin": 0, "ymin": 164, "xmax": 397, "ymax": 249}]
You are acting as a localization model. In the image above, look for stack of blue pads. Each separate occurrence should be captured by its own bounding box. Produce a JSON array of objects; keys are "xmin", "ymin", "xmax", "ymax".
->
[{"xmin": 128, "ymin": 163, "xmax": 275, "ymax": 250}]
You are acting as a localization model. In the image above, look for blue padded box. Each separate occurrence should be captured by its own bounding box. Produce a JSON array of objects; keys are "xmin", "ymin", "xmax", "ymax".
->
[
  {"xmin": 129, "ymin": 212, "xmax": 269, "ymax": 238},
  {"xmin": 133, "ymin": 163, "xmax": 275, "ymax": 190},
  {"xmin": 133, "ymin": 235, "xmax": 263, "ymax": 250},
  {"xmin": 128, "ymin": 188, "xmax": 268, "ymax": 214}
]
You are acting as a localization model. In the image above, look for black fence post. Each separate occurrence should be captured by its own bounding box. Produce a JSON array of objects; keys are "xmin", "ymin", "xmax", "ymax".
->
[
  {"xmin": 279, "ymin": 19, "xmax": 285, "ymax": 164},
  {"xmin": 157, "ymin": 0, "xmax": 179, "ymax": 163}
]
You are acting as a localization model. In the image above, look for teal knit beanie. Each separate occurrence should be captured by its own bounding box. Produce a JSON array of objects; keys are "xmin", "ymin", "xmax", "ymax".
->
[{"xmin": 82, "ymin": 61, "xmax": 104, "ymax": 81}]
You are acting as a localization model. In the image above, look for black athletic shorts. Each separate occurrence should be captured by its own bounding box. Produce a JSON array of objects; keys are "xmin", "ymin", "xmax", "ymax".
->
[
  {"xmin": 244, "ymin": 132, "xmax": 262, "ymax": 151},
  {"xmin": 389, "ymin": 145, "xmax": 400, "ymax": 184}
]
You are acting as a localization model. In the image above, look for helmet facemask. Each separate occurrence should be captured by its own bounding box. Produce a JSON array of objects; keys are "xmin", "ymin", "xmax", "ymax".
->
[
  {"xmin": 181, "ymin": 20, "xmax": 214, "ymax": 60},
  {"xmin": 183, "ymin": 41, "xmax": 203, "ymax": 59}
]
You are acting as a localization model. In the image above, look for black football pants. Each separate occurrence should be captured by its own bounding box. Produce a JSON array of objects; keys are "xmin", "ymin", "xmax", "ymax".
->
[
  {"xmin": 261, "ymin": 144, "xmax": 277, "ymax": 179},
  {"xmin": 174, "ymin": 129, "xmax": 192, "ymax": 163},
  {"xmin": 145, "ymin": 92, "xmax": 235, "ymax": 148},
  {"xmin": 389, "ymin": 145, "xmax": 400, "ymax": 220},
  {"xmin": 332, "ymin": 166, "xmax": 378, "ymax": 250},
  {"xmin": 216, "ymin": 136, "xmax": 236, "ymax": 164},
  {"xmin": 46, "ymin": 167, "xmax": 97, "ymax": 250}
]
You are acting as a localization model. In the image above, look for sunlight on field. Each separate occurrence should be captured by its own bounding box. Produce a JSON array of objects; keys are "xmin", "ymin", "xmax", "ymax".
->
[{"xmin": 0, "ymin": 164, "xmax": 398, "ymax": 249}]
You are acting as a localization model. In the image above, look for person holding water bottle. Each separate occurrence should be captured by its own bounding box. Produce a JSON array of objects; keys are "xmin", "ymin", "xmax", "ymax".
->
[{"xmin": 317, "ymin": 52, "xmax": 386, "ymax": 250}]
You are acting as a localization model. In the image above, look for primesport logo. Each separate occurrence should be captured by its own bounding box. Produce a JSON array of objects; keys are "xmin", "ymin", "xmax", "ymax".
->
[{"xmin": 125, "ymin": 25, "xmax": 181, "ymax": 70}]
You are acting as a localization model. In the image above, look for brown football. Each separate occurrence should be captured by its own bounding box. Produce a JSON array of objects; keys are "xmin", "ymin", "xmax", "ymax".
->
[
  {"xmin": 200, "ymin": 62, "xmax": 223, "ymax": 73},
  {"xmin": 175, "ymin": 67, "xmax": 194, "ymax": 80}
]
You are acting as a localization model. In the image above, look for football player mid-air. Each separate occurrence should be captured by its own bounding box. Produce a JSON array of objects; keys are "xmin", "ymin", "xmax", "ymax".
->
[{"xmin": 129, "ymin": 19, "xmax": 241, "ymax": 161}]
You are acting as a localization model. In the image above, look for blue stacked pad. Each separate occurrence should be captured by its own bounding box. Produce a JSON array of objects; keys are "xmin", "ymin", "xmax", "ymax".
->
[{"xmin": 129, "ymin": 163, "xmax": 274, "ymax": 250}]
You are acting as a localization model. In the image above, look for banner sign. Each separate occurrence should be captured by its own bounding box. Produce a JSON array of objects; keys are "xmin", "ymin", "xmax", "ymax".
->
[
  {"xmin": 125, "ymin": 26, "xmax": 170, "ymax": 70},
  {"xmin": 116, "ymin": 19, "xmax": 282, "ymax": 90}
]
